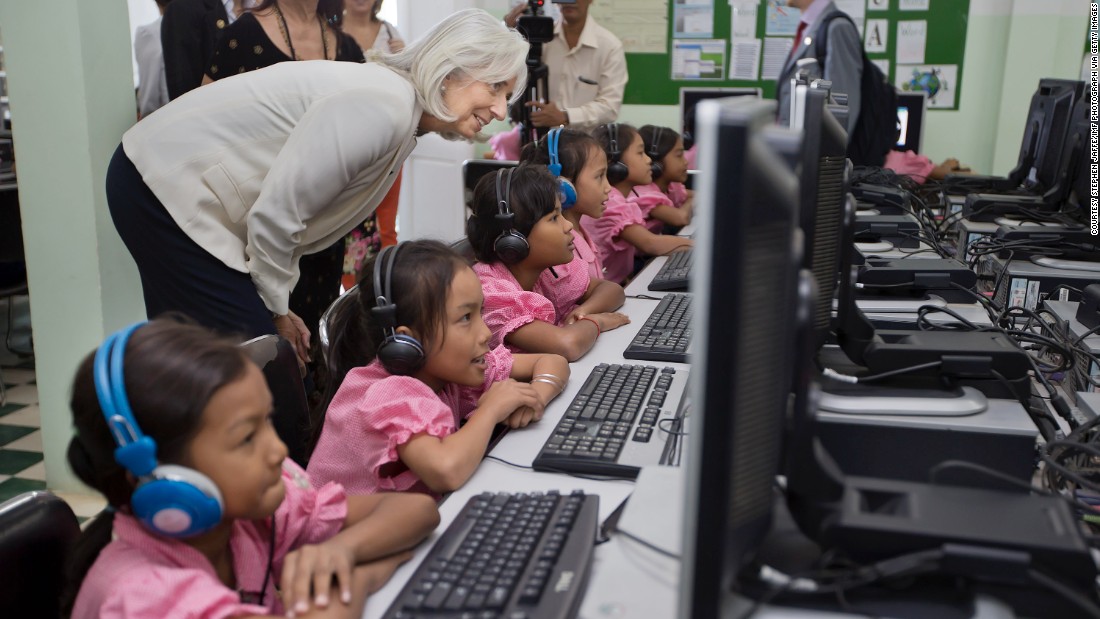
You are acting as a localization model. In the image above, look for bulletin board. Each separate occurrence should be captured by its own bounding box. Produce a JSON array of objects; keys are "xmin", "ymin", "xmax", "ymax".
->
[{"xmin": 589, "ymin": 0, "xmax": 970, "ymax": 110}]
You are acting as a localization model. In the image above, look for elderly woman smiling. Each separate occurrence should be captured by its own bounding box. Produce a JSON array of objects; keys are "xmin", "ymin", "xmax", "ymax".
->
[{"xmin": 106, "ymin": 9, "xmax": 526, "ymax": 364}]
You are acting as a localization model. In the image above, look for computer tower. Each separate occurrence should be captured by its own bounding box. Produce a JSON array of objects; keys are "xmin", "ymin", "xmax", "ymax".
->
[
  {"xmin": 979, "ymin": 255, "xmax": 1099, "ymax": 311},
  {"xmin": 1043, "ymin": 300, "xmax": 1100, "ymax": 406},
  {"xmin": 954, "ymin": 219, "xmax": 999, "ymax": 262}
]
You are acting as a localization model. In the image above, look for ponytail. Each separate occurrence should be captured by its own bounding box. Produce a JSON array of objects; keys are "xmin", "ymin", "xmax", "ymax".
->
[{"xmin": 311, "ymin": 288, "xmax": 376, "ymax": 451}]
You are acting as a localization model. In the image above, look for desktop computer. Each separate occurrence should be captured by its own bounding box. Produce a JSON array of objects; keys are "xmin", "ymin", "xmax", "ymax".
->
[
  {"xmin": 1043, "ymin": 299, "xmax": 1100, "ymax": 407},
  {"xmin": 979, "ymin": 254, "xmax": 1099, "ymax": 311},
  {"xmin": 678, "ymin": 95, "xmax": 804, "ymax": 619},
  {"xmin": 678, "ymin": 86, "xmax": 760, "ymax": 149},
  {"xmin": 676, "ymin": 95, "xmax": 1100, "ymax": 619}
]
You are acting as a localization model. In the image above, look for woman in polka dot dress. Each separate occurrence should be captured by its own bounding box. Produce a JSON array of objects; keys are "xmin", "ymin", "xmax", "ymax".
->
[{"xmin": 201, "ymin": 0, "xmax": 364, "ymax": 378}]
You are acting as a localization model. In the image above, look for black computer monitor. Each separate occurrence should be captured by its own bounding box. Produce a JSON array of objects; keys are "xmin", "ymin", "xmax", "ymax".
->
[
  {"xmin": 895, "ymin": 91, "xmax": 925, "ymax": 153},
  {"xmin": 679, "ymin": 87, "xmax": 761, "ymax": 148},
  {"xmin": 678, "ymin": 97, "xmax": 804, "ymax": 618},
  {"xmin": 1008, "ymin": 79, "xmax": 1082, "ymax": 190},
  {"xmin": 795, "ymin": 87, "xmax": 849, "ymax": 351}
]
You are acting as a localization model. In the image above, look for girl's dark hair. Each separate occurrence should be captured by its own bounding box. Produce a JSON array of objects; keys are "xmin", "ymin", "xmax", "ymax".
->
[
  {"xmin": 371, "ymin": 0, "xmax": 383, "ymax": 19},
  {"xmin": 252, "ymin": 0, "xmax": 345, "ymax": 28},
  {"xmin": 313, "ymin": 240, "xmax": 468, "ymax": 442},
  {"xmin": 592, "ymin": 123, "xmax": 641, "ymax": 164},
  {"xmin": 466, "ymin": 165, "xmax": 560, "ymax": 263},
  {"xmin": 638, "ymin": 125, "xmax": 680, "ymax": 167},
  {"xmin": 519, "ymin": 128, "xmax": 601, "ymax": 182},
  {"xmin": 61, "ymin": 319, "xmax": 249, "ymax": 618}
]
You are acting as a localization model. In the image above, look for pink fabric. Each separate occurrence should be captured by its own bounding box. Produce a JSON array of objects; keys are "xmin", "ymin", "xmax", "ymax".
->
[
  {"xmin": 884, "ymin": 149, "xmax": 935, "ymax": 184},
  {"xmin": 685, "ymin": 144, "xmax": 698, "ymax": 170},
  {"xmin": 667, "ymin": 182, "xmax": 689, "ymax": 208},
  {"xmin": 632, "ymin": 183, "xmax": 675, "ymax": 234},
  {"xmin": 489, "ymin": 125, "xmax": 522, "ymax": 161},
  {"xmin": 307, "ymin": 346, "xmax": 514, "ymax": 497},
  {"xmin": 571, "ymin": 226, "xmax": 605, "ymax": 281},
  {"xmin": 72, "ymin": 461, "xmax": 347, "ymax": 619},
  {"xmin": 581, "ymin": 187, "xmax": 646, "ymax": 284},
  {"xmin": 473, "ymin": 258, "xmax": 590, "ymax": 351}
]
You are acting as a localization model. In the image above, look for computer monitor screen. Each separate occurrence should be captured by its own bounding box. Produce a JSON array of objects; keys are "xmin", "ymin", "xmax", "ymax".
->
[
  {"xmin": 678, "ymin": 97, "xmax": 803, "ymax": 618},
  {"xmin": 895, "ymin": 91, "xmax": 925, "ymax": 153},
  {"xmin": 679, "ymin": 87, "xmax": 761, "ymax": 148}
]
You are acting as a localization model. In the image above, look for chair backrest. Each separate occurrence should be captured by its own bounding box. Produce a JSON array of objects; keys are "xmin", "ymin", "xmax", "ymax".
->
[
  {"xmin": 319, "ymin": 284, "xmax": 358, "ymax": 373},
  {"xmin": 449, "ymin": 237, "xmax": 476, "ymax": 265},
  {"xmin": 0, "ymin": 491, "xmax": 80, "ymax": 617},
  {"xmin": 239, "ymin": 334, "xmax": 312, "ymax": 467}
]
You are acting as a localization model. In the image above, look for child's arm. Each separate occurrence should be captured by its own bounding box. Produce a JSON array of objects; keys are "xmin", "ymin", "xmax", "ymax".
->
[
  {"xmin": 505, "ymin": 319, "xmax": 603, "ymax": 361},
  {"xmin": 508, "ymin": 353, "xmax": 571, "ymax": 425},
  {"xmin": 619, "ymin": 224, "xmax": 694, "ymax": 256},
  {"xmin": 571, "ymin": 278, "xmax": 626, "ymax": 318},
  {"xmin": 278, "ymin": 493, "xmax": 438, "ymax": 616},
  {"xmin": 397, "ymin": 380, "xmax": 540, "ymax": 493},
  {"xmin": 646, "ymin": 202, "xmax": 693, "ymax": 227}
]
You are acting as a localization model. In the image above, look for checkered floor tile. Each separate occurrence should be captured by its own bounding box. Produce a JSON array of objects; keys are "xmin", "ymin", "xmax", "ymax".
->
[{"xmin": 1, "ymin": 361, "xmax": 106, "ymax": 522}]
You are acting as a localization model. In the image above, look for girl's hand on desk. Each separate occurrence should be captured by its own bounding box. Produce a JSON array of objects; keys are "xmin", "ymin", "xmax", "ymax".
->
[
  {"xmin": 477, "ymin": 379, "xmax": 540, "ymax": 425},
  {"xmin": 281, "ymin": 540, "xmax": 356, "ymax": 616}
]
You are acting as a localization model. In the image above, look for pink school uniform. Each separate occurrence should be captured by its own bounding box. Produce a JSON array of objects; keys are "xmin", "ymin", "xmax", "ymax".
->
[
  {"xmin": 884, "ymin": 149, "xmax": 936, "ymax": 184},
  {"xmin": 72, "ymin": 460, "xmax": 346, "ymax": 619},
  {"xmin": 633, "ymin": 182, "xmax": 689, "ymax": 234},
  {"xmin": 571, "ymin": 226, "xmax": 605, "ymax": 281},
  {"xmin": 581, "ymin": 187, "xmax": 646, "ymax": 284},
  {"xmin": 473, "ymin": 256, "xmax": 590, "ymax": 351},
  {"xmin": 307, "ymin": 345, "xmax": 514, "ymax": 498}
]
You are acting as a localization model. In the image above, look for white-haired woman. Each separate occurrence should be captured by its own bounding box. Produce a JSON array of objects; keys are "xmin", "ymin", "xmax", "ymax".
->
[{"xmin": 106, "ymin": 8, "xmax": 527, "ymax": 364}]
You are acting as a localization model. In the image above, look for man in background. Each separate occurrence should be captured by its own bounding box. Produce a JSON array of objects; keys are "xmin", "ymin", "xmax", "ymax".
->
[
  {"xmin": 775, "ymin": 0, "xmax": 863, "ymax": 136},
  {"xmin": 507, "ymin": 0, "xmax": 627, "ymax": 131}
]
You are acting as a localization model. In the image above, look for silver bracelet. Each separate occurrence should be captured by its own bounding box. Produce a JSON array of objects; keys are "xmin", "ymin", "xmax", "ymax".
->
[
  {"xmin": 531, "ymin": 377, "xmax": 564, "ymax": 391},
  {"xmin": 532, "ymin": 373, "xmax": 565, "ymax": 388}
]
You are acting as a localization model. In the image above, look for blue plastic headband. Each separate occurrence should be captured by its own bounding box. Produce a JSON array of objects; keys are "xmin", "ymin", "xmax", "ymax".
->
[
  {"xmin": 547, "ymin": 127, "xmax": 563, "ymax": 177},
  {"xmin": 93, "ymin": 322, "xmax": 158, "ymax": 477}
]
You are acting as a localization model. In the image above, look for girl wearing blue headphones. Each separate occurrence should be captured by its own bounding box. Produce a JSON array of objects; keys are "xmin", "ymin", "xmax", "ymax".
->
[
  {"xmin": 63, "ymin": 319, "xmax": 439, "ymax": 619},
  {"xmin": 466, "ymin": 164, "xmax": 630, "ymax": 362},
  {"xmin": 635, "ymin": 124, "xmax": 694, "ymax": 234},
  {"xmin": 587, "ymin": 123, "xmax": 694, "ymax": 284},
  {"xmin": 308, "ymin": 240, "xmax": 569, "ymax": 498},
  {"xmin": 521, "ymin": 127, "xmax": 611, "ymax": 282}
]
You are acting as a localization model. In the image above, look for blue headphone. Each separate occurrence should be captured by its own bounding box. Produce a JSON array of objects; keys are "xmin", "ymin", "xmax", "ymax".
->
[
  {"xmin": 93, "ymin": 322, "xmax": 224, "ymax": 538},
  {"xmin": 546, "ymin": 127, "xmax": 577, "ymax": 209}
]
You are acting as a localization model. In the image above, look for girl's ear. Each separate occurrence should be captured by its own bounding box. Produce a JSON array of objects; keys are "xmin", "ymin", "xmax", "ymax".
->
[{"xmin": 395, "ymin": 325, "xmax": 423, "ymax": 344}]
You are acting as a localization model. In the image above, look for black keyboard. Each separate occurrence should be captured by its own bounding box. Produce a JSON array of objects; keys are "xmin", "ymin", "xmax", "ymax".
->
[
  {"xmin": 623, "ymin": 293, "xmax": 692, "ymax": 363},
  {"xmin": 532, "ymin": 363, "xmax": 690, "ymax": 479},
  {"xmin": 647, "ymin": 249, "xmax": 693, "ymax": 291},
  {"xmin": 384, "ymin": 491, "xmax": 598, "ymax": 619}
]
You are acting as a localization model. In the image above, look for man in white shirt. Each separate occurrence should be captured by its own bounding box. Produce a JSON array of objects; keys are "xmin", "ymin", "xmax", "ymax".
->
[{"xmin": 508, "ymin": 0, "xmax": 627, "ymax": 131}]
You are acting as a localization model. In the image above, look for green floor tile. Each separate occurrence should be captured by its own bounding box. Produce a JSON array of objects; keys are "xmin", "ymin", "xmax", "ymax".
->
[
  {"xmin": 0, "ymin": 425, "xmax": 35, "ymax": 447},
  {"xmin": 0, "ymin": 403, "xmax": 28, "ymax": 417},
  {"xmin": 0, "ymin": 477, "xmax": 47, "ymax": 503},
  {"xmin": 0, "ymin": 449, "xmax": 43, "ymax": 475}
]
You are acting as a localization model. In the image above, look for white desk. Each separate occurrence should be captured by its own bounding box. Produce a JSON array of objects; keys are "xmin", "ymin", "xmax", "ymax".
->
[
  {"xmin": 623, "ymin": 255, "xmax": 683, "ymax": 298},
  {"xmin": 363, "ymin": 258, "xmax": 688, "ymax": 618}
]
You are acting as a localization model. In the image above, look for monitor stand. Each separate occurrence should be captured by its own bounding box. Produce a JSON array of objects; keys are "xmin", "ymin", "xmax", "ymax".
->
[
  {"xmin": 1030, "ymin": 256, "xmax": 1100, "ymax": 272},
  {"xmin": 818, "ymin": 381, "xmax": 988, "ymax": 417}
]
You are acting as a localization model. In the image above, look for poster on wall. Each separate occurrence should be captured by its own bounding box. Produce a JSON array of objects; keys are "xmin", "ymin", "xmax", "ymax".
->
[
  {"xmin": 896, "ymin": 20, "xmax": 928, "ymax": 64},
  {"xmin": 765, "ymin": 0, "xmax": 801, "ymax": 36},
  {"xmin": 896, "ymin": 64, "xmax": 958, "ymax": 108},
  {"xmin": 673, "ymin": 3, "xmax": 715, "ymax": 39},
  {"xmin": 729, "ymin": 38, "xmax": 762, "ymax": 80},
  {"xmin": 589, "ymin": 0, "xmax": 668, "ymax": 53},
  {"xmin": 672, "ymin": 39, "xmax": 728, "ymax": 80}
]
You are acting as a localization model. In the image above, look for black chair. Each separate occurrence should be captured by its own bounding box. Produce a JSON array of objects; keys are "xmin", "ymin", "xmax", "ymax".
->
[
  {"xmin": 240, "ymin": 334, "xmax": 312, "ymax": 467},
  {"xmin": 318, "ymin": 284, "xmax": 358, "ymax": 373},
  {"xmin": 0, "ymin": 491, "xmax": 81, "ymax": 618}
]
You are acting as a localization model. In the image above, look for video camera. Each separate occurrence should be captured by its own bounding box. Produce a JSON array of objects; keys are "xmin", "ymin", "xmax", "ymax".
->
[{"xmin": 514, "ymin": 0, "xmax": 575, "ymax": 146}]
